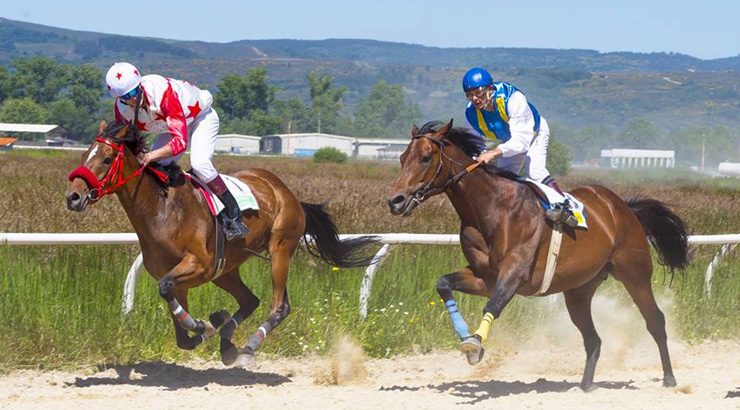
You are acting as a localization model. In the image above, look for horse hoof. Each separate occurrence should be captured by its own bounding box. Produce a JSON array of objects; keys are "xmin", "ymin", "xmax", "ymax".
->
[
  {"xmin": 580, "ymin": 382, "xmax": 597, "ymax": 392},
  {"xmin": 663, "ymin": 375, "xmax": 677, "ymax": 387},
  {"xmin": 235, "ymin": 353, "xmax": 255, "ymax": 368},
  {"xmin": 459, "ymin": 337, "xmax": 484, "ymax": 365},
  {"xmin": 220, "ymin": 339, "xmax": 239, "ymax": 366}
]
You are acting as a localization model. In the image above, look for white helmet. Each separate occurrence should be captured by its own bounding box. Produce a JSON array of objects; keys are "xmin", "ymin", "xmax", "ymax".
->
[{"xmin": 105, "ymin": 62, "xmax": 142, "ymax": 98}]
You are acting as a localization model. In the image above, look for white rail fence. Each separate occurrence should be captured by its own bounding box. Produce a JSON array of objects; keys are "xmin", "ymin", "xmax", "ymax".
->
[{"xmin": 1, "ymin": 233, "xmax": 739, "ymax": 317}]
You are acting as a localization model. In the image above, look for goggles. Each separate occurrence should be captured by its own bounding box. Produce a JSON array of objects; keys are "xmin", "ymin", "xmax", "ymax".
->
[
  {"xmin": 119, "ymin": 87, "xmax": 141, "ymax": 103},
  {"xmin": 465, "ymin": 86, "xmax": 489, "ymax": 101}
]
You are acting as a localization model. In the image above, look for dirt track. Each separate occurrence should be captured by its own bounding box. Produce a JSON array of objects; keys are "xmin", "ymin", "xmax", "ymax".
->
[{"xmin": 1, "ymin": 337, "xmax": 737, "ymax": 410}]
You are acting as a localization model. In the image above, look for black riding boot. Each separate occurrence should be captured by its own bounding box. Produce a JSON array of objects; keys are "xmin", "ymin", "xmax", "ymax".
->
[
  {"xmin": 207, "ymin": 176, "xmax": 250, "ymax": 241},
  {"xmin": 544, "ymin": 178, "xmax": 578, "ymax": 228}
]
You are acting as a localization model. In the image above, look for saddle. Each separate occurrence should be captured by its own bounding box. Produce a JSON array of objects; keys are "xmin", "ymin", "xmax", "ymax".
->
[{"xmin": 489, "ymin": 168, "xmax": 587, "ymax": 229}]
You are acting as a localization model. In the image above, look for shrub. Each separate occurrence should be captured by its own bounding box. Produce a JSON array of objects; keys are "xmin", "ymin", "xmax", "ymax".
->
[{"xmin": 313, "ymin": 147, "xmax": 347, "ymax": 163}]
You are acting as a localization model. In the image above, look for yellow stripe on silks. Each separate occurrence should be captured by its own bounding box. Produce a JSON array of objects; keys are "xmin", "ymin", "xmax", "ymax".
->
[
  {"xmin": 474, "ymin": 312, "xmax": 495, "ymax": 343},
  {"xmin": 475, "ymin": 109, "xmax": 496, "ymax": 140},
  {"xmin": 496, "ymin": 96, "xmax": 509, "ymax": 123}
]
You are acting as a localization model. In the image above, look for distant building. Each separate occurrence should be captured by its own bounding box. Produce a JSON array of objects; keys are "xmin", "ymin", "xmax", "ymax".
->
[
  {"xmin": 0, "ymin": 123, "xmax": 67, "ymax": 141},
  {"xmin": 601, "ymin": 148, "xmax": 675, "ymax": 169},
  {"xmin": 215, "ymin": 134, "xmax": 260, "ymax": 154},
  {"xmin": 718, "ymin": 162, "xmax": 740, "ymax": 176},
  {"xmin": 355, "ymin": 138, "xmax": 409, "ymax": 160},
  {"xmin": 248, "ymin": 132, "xmax": 411, "ymax": 160},
  {"xmin": 264, "ymin": 133, "xmax": 355, "ymax": 157}
]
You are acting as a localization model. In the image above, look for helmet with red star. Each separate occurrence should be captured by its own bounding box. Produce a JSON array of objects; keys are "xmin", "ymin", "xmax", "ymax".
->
[{"xmin": 105, "ymin": 62, "xmax": 142, "ymax": 98}]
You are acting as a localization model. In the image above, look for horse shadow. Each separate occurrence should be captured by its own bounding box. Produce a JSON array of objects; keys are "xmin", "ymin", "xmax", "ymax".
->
[
  {"xmin": 381, "ymin": 378, "xmax": 636, "ymax": 405},
  {"xmin": 68, "ymin": 361, "xmax": 291, "ymax": 390}
]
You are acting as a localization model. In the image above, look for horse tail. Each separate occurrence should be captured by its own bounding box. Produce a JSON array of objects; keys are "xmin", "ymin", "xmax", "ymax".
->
[
  {"xmin": 627, "ymin": 198, "xmax": 690, "ymax": 272},
  {"xmin": 301, "ymin": 202, "xmax": 380, "ymax": 268}
]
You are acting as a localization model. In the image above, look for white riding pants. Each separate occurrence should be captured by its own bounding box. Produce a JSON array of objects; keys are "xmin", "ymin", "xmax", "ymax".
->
[
  {"xmin": 151, "ymin": 107, "xmax": 220, "ymax": 183},
  {"xmin": 496, "ymin": 117, "xmax": 551, "ymax": 182}
]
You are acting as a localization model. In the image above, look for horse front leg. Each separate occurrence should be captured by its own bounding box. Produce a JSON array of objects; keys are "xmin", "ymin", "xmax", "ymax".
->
[
  {"xmin": 158, "ymin": 255, "xmax": 217, "ymax": 350},
  {"xmin": 436, "ymin": 267, "xmax": 489, "ymax": 364},
  {"xmin": 463, "ymin": 264, "xmax": 529, "ymax": 365}
]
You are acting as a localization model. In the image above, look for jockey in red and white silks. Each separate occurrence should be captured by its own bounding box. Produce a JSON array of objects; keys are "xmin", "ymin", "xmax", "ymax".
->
[
  {"xmin": 105, "ymin": 62, "xmax": 250, "ymax": 240},
  {"xmin": 111, "ymin": 71, "xmax": 218, "ymax": 182}
]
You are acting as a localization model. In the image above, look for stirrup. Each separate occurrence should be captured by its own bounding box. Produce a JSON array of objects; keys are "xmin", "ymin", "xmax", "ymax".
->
[
  {"xmin": 223, "ymin": 218, "xmax": 250, "ymax": 241},
  {"xmin": 545, "ymin": 205, "xmax": 578, "ymax": 228}
]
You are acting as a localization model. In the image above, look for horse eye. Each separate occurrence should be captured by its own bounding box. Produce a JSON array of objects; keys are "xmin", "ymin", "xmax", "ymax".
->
[
  {"xmin": 421, "ymin": 155, "xmax": 432, "ymax": 163},
  {"xmin": 103, "ymin": 157, "xmax": 113, "ymax": 165}
]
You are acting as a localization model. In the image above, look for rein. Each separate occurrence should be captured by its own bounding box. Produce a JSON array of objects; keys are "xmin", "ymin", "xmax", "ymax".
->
[
  {"xmin": 409, "ymin": 135, "xmax": 483, "ymax": 204},
  {"xmin": 67, "ymin": 136, "xmax": 149, "ymax": 203}
]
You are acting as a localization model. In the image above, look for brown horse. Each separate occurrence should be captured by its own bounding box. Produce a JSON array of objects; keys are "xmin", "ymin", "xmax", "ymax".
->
[
  {"xmin": 66, "ymin": 121, "xmax": 378, "ymax": 366},
  {"xmin": 387, "ymin": 120, "xmax": 689, "ymax": 390}
]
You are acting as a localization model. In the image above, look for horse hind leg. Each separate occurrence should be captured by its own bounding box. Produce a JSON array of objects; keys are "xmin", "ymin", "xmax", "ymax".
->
[
  {"xmin": 211, "ymin": 269, "xmax": 261, "ymax": 366},
  {"xmin": 614, "ymin": 263, "xmax": 676, "ymax": 387},
  {"xmin": 563, "ymin": 272, "xmax": 606, "ymax": 391}
]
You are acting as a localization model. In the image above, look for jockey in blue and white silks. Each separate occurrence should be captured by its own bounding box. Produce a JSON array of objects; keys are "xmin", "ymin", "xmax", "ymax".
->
[{"xmin": 462, "ymin": 67, "xmax": 577, "ymax": 227}]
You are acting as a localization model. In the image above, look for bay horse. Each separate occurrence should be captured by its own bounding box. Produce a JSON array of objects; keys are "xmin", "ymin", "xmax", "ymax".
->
[
  {"xmin": 66, "ymin": 120, "xmax": 378, "ymax": 366},
  {"xmin": 386, "ymin": 120, "xmax": 689, "ymax": 390}
]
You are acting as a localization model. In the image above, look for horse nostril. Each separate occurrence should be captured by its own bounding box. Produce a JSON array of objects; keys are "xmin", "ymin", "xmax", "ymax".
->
[
  {"xmin": 68, "ymin": 192, "xmax": 80, "ymax": 202},
  {"xmin": 389, "ymin": 195, "xmax": 406, "ymax": 205}
]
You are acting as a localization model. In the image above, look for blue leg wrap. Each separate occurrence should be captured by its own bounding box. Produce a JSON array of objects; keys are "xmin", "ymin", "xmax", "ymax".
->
[{"xmin": 445, "ymin": 299, "xmax": 471, "ymax": 339}]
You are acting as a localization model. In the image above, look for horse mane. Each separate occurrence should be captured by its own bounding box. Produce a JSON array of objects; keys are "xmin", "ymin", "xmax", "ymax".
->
[
  {"xmin": 417, "ymin": 120, "xmax": 487, "ymax": 159},
  {"xmin": 102, "ymin": 121, "xmax": 184, "ymax": 187},
  {"xmin": 418, "ymin": 120, "xmax": 524, "ymax": 182}
]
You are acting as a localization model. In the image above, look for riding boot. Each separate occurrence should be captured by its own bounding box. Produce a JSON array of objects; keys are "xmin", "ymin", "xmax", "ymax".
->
[
  {"xmin": 206, "ymin": 175, "xmax": 250, "ymax": 241},
  {"xmin": 544, "ymin": 179, "xmax": 578, "ymax": 228}
]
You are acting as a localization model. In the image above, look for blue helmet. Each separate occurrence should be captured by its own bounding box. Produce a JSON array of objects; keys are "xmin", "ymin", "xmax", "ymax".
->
[{"xmin": 462, "ymin": 67, "xmax": 493, "ymax": 91}]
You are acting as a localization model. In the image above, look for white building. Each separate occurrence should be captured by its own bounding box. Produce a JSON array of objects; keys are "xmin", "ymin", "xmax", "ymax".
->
[
  {"xmin": 355, "ymin": 138, "xmax": 410, "ymax": 160},
  {"xmin": 0, "ymin": 123, "xmax": 67, "ymax": 140},
  {"xmin": 718, "ymin": 162, "xmax": 740, "ymax": 176},
  {"xmin": 215, "ymin": 134, "xmax": 260, "ymax": 154},
  {"xmin": 601, "ymin": 148, "xmax": 675, "ymax": 169},
  {"xmin": 273, "ymin": 133, "xmax": 355, "ymax": 157}
]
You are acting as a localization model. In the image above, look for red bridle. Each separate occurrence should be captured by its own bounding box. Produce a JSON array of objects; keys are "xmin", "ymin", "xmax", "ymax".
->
[{"xmin": 67, "ymin": 136, "xmax": 148, "ymax": 203}]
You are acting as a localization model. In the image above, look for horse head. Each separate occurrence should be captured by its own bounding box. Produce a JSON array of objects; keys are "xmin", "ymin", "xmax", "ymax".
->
[
  {"xmin": 65, "ymin": 120, "xmax": 143, "ymax": 211},
  {"xmin": 386, "ymin": 119, "xmax": 459, "ymax": 216}
]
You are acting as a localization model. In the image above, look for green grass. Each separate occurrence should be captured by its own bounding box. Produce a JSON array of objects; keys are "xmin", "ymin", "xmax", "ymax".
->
[{"xmin": 0, "ymin": 241, "xmax": 736, "ymax": 371}]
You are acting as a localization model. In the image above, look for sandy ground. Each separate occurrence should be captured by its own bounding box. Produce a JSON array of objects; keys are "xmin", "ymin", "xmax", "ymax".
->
[
  {"xmin": 0, "ymin": 335, "xmax": 737, "ymax": 410},
  {"xmin": 1, "ymin": 294, "xmax": 738, "ymax": 409}
]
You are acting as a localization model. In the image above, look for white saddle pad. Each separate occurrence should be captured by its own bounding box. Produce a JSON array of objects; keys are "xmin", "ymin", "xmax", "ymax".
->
[{"xmin": 211, "ymin": 174, "xmax": 259, "ymax": 214}]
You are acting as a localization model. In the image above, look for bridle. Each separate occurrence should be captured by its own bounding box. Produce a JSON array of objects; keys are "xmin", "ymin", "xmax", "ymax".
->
[
  {"xmin": 67, "ymin": 136, "xmax": 149, "ymax": 203},
  {"xmin": 408, "ymin": 134, "xmax": 482, "ymax": 205},
  {"xmin": 67, "ymin": 90, "xmax": 168, "ymax": 203}
]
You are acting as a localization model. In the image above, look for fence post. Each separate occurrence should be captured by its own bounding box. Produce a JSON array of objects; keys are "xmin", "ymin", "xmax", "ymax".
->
[
  {"xmin": 122, "ymin": 252, "xmax": 144, "ymax": 315},
  {"xmin": 359, "ymin": 243, "xmax": 392, "ymax": 318}
]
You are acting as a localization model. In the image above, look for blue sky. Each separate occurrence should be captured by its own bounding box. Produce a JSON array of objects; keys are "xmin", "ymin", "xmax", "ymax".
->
[{"xmin": 1, "ymin": 0, "xmax": 738, "ymax": 59}]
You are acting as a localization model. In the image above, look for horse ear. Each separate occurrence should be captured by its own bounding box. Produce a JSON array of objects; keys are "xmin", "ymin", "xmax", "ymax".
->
[
  {"xmin": 435, "ymin": 118, "xmax": 454, "ymax": 137},
  {"xmin": 98, "ymin": 120, "xmax": 107, "ymax": 134},
  {"xmin": 411, "ymin": 124, "xmax": 420, "ymax": 137}
]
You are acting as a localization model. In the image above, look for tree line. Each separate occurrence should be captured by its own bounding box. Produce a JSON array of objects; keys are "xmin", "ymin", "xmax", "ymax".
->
[
  {"xmin": 0, "ymin": 57, "xmax": 422, "ymax": 144},
  {"xmin": 0, "ymin": 57, "xmax": 736, "ymax": 170}
]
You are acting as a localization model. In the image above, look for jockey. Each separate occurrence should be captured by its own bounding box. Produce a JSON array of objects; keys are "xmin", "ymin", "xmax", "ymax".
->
[
  {"xmin": 105, "ymin": 62, "xmax": 250, "ymax": 240},
  {"xmin": 462, "ymin": 67, "xmax": 577, "ymax": 227}
]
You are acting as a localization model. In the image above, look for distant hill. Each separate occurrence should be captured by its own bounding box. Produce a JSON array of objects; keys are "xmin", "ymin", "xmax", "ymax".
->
[{"xmin": 1, "ymin": 17, "xmax": 738, "ymax": 134}]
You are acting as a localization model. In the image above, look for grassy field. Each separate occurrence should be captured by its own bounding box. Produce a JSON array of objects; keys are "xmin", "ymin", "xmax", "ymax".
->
[{"xmin": 0, "ymin": 149, "xmax": 737, "ymax": 370}]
